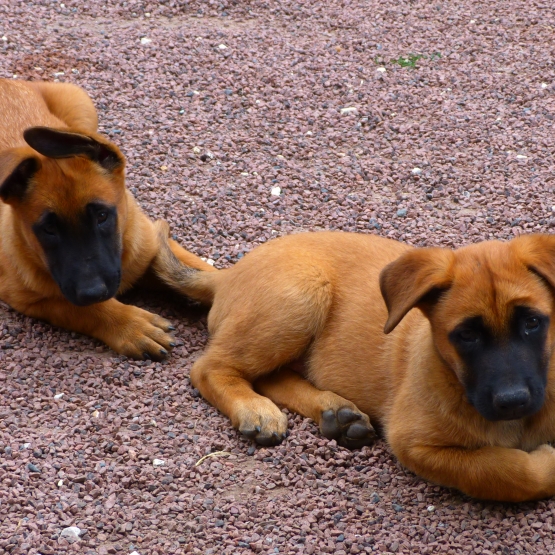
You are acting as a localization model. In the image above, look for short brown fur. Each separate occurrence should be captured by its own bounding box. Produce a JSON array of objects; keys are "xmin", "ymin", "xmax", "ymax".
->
[
  {"xmin": 154, "ymin": 227, "xmax": 555, "ymax": 501},
  {"xmin": 0, "ymin": 80, "xmax": 214, "ymax": 358}
]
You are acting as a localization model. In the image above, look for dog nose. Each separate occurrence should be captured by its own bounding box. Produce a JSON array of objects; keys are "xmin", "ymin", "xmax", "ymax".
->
[
  {"xmin": 75, "ymin": 282, "xmax": 109, "ymax": 305},
  {"xmin": 492, "ymin": 388, "xmax": 531, "ymax": 418}
]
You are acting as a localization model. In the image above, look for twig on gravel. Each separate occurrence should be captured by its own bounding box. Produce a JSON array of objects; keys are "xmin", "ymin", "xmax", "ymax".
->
[{"xmin": 194, "ymin": 451, "xmax": 232, "ymax": 466}]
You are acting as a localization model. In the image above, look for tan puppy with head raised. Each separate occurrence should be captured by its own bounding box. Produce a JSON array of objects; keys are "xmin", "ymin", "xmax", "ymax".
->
[
  {"xmin": 0, "ymin": 79, "xmax": 214, "ymax": 359},
  {"xmin": 154, "ymin": 226, "xmax": 555, "ymax": 502}
]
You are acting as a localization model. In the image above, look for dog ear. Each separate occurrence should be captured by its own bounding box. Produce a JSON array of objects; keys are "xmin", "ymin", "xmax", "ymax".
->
[
  {"xmin": 513, "ymin": 234, "xmax": 555, "ymax": 291},
  {"xmin": 379, "ymin": 247, "xmax": 454, "ymax": 334},
  {"xmin": 23, "ymin": 127, "xmax": 123, "ymax": 172},
  {"xmin": 0, "ymin": 148, "xmax": 41, "ymax": 203}
]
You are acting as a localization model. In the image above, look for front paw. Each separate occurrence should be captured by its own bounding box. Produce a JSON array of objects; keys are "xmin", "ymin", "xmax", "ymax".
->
[
  {"xmin": 108, "ymin": 305, "xmax": 176, "ymax": 360},
  {"xmin": 234, "ymin": 398, "xmax": 289, "ymax": 446}
]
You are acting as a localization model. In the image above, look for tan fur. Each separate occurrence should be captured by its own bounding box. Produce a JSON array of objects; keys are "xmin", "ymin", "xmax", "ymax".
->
[
  {"xmin": 0, "ymin": 79, "xmax": 215, "ymax": 358},
  {"xmin": 153, "ymin": 228, "xmax": 555, "ymax": 501}
]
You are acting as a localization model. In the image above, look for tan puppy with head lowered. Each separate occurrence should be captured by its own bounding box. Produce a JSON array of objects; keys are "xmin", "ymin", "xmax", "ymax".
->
[
  {"xmin": 154, "ymin": 226, "xmax": 555, "ymax": 502},
  {"xmin": 0, "ymin": 79, "xmax": 214, "ymax": 359}
]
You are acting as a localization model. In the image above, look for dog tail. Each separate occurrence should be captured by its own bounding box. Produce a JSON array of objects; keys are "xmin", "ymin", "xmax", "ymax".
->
[
  {"xmin": 29, "ymin": 81, "xmax": 99, "ymax": 133},
  {"xmin": 151, "ymin": 220, "xmax": 220, "ymax": 305}
]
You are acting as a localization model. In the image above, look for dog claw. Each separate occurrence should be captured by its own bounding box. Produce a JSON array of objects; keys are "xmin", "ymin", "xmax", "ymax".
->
[
  {"xmin": 169, "ymin": 342, "xmax": 176, "ymax": 348},
  {"xmin": 168, "ymin": 325, "xmax": 176, "ymax": 331},
  {"xmin": 143, "ymin": 352, "xmax": 151, "ymax": 361},
  {"xmin": 159, "ymin": 349, "xmax": 168, "ymax": 356}
]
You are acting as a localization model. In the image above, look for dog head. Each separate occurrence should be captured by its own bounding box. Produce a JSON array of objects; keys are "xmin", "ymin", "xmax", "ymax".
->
[
  {"xmin": 380, "ymin": 236, "xmax": 555, "ymax": 422},
  {"xmin": 0, "ymin": 127, "xmax": 127, "ymax": 306}
]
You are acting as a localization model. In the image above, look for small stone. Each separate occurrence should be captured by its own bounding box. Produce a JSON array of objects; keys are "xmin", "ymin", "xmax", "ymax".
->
[
  {"xmin": 376, "ymin": 67, "xmax": 386, "ymax": 73},
  {"xmin": 53, "ymin": 72, "xmax": 65, "ymax": 77},
  {"xmin": 541, "ymin": 82, "xmax": 549, "ymax": 89},
  {"xmin": 516, "ymin": 154, "xmax": 527, "ymax": 160},
  {"xmin": 54, "ymin": 393, "xmax": 64, "ymax": 399},
  {"xmin": 396, "ymin": 208, "xmax": 407, "ymax": 217},
  {"xmin": 411, "ymin": 167, "xmax": 422, "ymax": 175},
  {"xmin": 427, "ymin": 505, "xmax": 435, "ymax": 512},
  {"xmin": 390, "ymin": 541, "xmax": 400, "ymax": 552},
  {"xmin": 27, "ymin": 463, "xmax": 41, "ymax": 473},
  {"xmin": 22, "ymin": 442, "xmax": 31, "ymax": 449},
  {"xmin": 140, "ymin": 37, "xmax": 152, "ymax": 45},
  {"xmin": 271, "ymin": 186, "xmax": 281, "ymax": 196},
  {"xmin": 193, "ymin": 146, "xmax": 201, "ymax": 154},
  {"xmin": 160, "ymin": 165, "xmax": 168, "ymax": 171},
  {"xmin": 215, "ymin": 520, "xmax": 225, "ymax": 527},
  {"xmin": 92, "ymin": 410, "xmax": 99, "ymax": 418},
  {"xmin": 1, "ymin": 36, "xmax": 7, "ymax": 41},
  {"xmin": 59, "ymin": 526, "xmax": 81, "ymax": 544},
  {"xmin": 153, "ymin": 459, "xmax": 165, "ymax": 466},
  {"xmin": 218, "ymin": 44, "xmax": 227, "ymax": 49},
  {"xmin": 340, "ymin": 106, "xmax": 357, "ymax": 114},
  {"xmin": 57, "ymin": 479, "xmax": 64, "ymax": 487}
]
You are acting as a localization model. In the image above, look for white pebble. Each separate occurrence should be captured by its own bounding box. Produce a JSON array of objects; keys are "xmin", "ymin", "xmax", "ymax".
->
[
  {"xmin": 60, "ymin": 3, "xmax": 65, "ymax": 7},
  {"xmin": 241, "ymin": 172, "xmax": 249, "ymax": 176},
  {"xmin": 427, "ymin": 505, "xmax": 435, "ymax": 512},
  {"xmin": 206, "ymin": 259, "xmax": 215, "ymax": 266},
  {"xmin": 516, "ymin": 154, "xmax": 527, "ymax": 160},
  {"xmin": 130, "ymin": 552, "xmax": 141, "ymax": 555},
  {"xmin": 92, "ymin": 410, "xmax": 99, "ymax": 418},
  {"xmin": 193, "ymin": 146, "xmax": 201, "ymax": 154},
  {"xmin": 53, "ymin": 72, "xmax": 65, "ymax": 77},
  {"xmin": 54, "ymin": 393, "xmax": 64, "ymax": 399},
  {"xmin": 152, "ymin": 459, "xmax": 165, "ymax": 466},
  {"xmin": 140, "ymin": 37, "xmax": 152, "ymax": 45},
  {"xmin": 411, "ymin": 167, "xmax": 422, "ymax": 175},
  {"xmin": 22, "ymin": 443, "xmax": 31, "ymax": 449},
  {"xmin": 218, "ymin": 44, "xmax": 227, "ymax": 49},
  {"xmin": 57, "ymin": 479, "xmax": 64, "ymax": 487},
  {"xmin": 376, "ymin": 67, "xmax": 386, "ymax": 73},
  {"xmin": 542, "ymin": 83, "xmax": 549, "ymax": 89},
  {"xmin": 551, "ymin": 206, "xmax": 555, "ymax": 212},
  {"xmin": 60, "ymin": 526, "xmax": 81, "ymax": 541},
  {"xmin": 145, "ymin": 12, "xmax": 150, "ymax": 17},
  {"xmin": 340, "ymin": 106, "xmax": 357, "ymax": 114},
  {"xmin": 1, "ymin": 36, "xmax": 7, "ymax": 41},
  {"xmin": 271, "ymin": 186, "xmax": 282, "ymax": 196}
]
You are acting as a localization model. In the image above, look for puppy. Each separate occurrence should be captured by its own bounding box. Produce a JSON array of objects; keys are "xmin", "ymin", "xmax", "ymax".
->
[
  {"xmin": 0, "ymin": 79, "xmax": 214, "ymax": 359},
  {"xmin": 153, "ymin": 227, "xmax": 555, "ymax": 502}
]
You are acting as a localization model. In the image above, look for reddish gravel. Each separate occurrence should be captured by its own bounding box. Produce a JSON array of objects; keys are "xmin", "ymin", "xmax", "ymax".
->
[{"xmin": 2, "ymin": 1, "xmax": 555, "ymax": 554}]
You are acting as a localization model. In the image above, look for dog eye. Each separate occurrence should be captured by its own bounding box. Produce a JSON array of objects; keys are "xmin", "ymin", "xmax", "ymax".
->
[
  {"xmin": 42, "ymin": 223, "xmax": 57, "ymax": 236},
  {"xmin": 458, "ymin": 329, "xmax": 480, "ymax": 343},
  {"xmin": 524, "ymin": 317, "xmax": 540, "ymax": 334},
  {"xmin": 97, "ymin": 211, "xmax": 109, "ymax": 225}
]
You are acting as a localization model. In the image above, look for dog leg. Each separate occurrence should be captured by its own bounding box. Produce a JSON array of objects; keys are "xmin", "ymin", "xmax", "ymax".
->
[
  {"xmin": 191, "ymin": 356, "xmax": 289, "ymax": 446},
  {"xmin": 395, "ymin": 442, "xmax": 555, "ymax": 502},
  {"xmin": 21, "ymin": 297, "xmax": 175, "ymax": 360},
  {"xmin": 256, "ymin": 368, "xmax": 376, "ymax": 449}
]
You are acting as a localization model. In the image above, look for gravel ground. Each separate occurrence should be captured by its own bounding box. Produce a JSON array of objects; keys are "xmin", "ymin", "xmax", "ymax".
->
[{"xmin": 1, "ymin": 0, "xmax": 555, "ymax": 553}]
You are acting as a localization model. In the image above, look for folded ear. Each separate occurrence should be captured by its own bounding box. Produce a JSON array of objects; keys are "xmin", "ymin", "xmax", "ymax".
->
[
  {"xmin": 0, "ymin": 148, "xmax": 41, "ymax": 203},
  {"xmin": 23, "ymin": 127, "xmax": 123, "ymax": 172},
  {"xmin": 379, "ymin": 247, "xmax": 454, "ymax": 334},
  {"xmin": 512, "ymin": 234, "xmax": 555, "ymax": 291}
]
